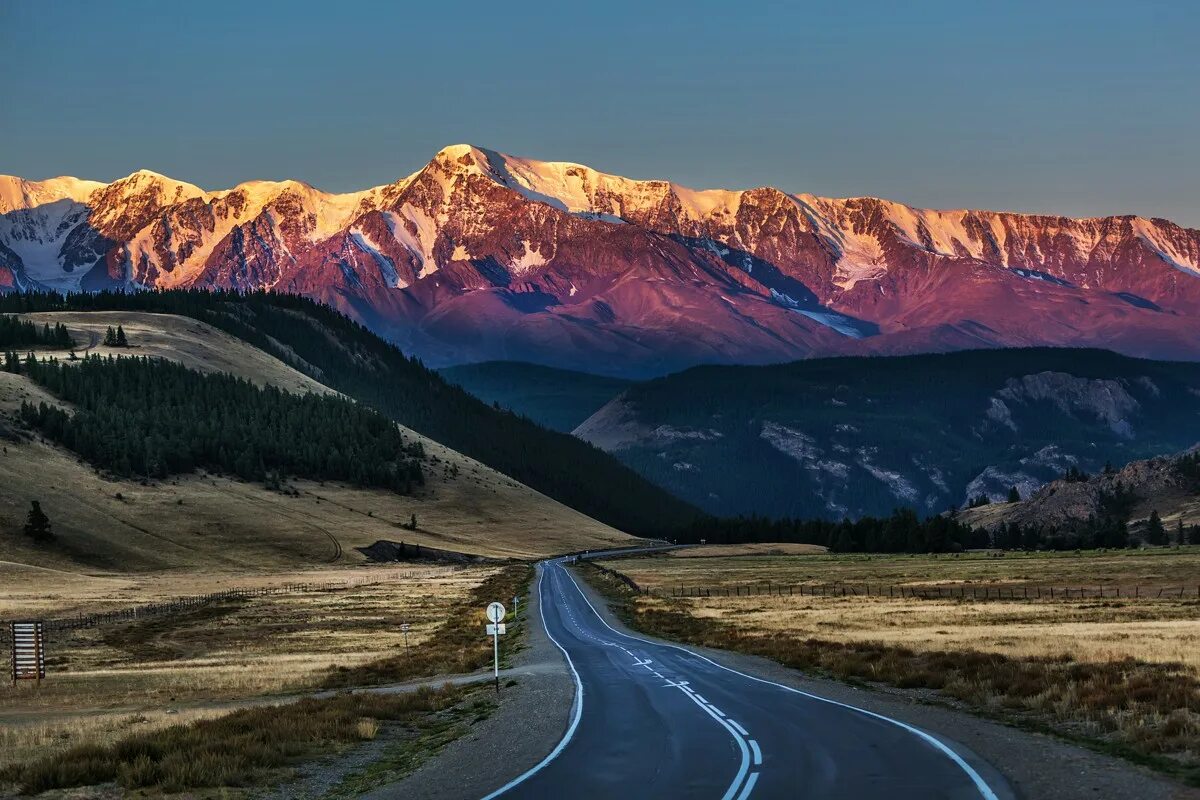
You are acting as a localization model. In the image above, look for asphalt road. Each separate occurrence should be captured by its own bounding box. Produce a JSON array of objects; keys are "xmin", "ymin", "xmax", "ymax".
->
[{"xmin": 483, "ymin": 559, "xmax": 1012, "ymax": 800}]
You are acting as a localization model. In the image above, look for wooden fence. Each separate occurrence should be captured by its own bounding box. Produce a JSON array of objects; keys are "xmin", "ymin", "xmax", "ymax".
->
[{"xmin": 658, "ymin": 582, "xmax": 1200, "ymax": 601}]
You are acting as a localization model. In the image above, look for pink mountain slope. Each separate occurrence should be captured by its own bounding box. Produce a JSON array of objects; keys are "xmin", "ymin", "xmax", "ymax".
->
[{"xmin": 3, "ymin": 145, "xmax": 1199, "ymax": 376}]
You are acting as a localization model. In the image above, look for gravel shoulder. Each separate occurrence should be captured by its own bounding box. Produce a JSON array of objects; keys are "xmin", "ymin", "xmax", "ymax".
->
[
  {"xmin": 360, "ymin": 563, "xmax": 575, "ymax": 800},
  {"xmin": 567, "ymin": 566, "xmax": 1200, "ymax": 800}
]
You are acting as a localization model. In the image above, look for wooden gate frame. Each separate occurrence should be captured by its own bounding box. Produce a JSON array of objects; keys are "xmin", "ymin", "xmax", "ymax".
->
[{"xmin": 10, "ymin": 620, "xmax": 45, "ymax": 685}]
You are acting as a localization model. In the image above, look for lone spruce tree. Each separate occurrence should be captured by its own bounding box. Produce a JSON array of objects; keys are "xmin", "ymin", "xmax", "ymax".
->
[
  {"xmin": 103, "ymin": 326, "xmax": 118, "ymax": 347},
  {"xmin": 1145, "ymin": 510, "xmax": 1166, "ymax": 546},
  {"xmin": 1007, "ymin": 486, "xmax": 1021, "ymax": 503},
  {"xmin": 23, "ymin": 500, "xmax": 53, "ymax": 542},
  {"xmin": 115, "ymin": 325, "xmax": 128, "ymax": 347}
]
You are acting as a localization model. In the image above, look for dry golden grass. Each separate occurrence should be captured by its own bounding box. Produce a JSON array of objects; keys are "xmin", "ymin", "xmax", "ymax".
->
[
  {"xmin": 0, "ymin": 564, "xmax": 493, "ymax": 770},
  {"xmin": 2, "ymin": 683, "xmax": 475, "ymax": 795},
  {"xmin": 670, "ymin": 542, "xmax": 828, "ymax": 558},
  {"xmin": 0, "ymin": 311, "xmax": 634, "ymax": 569},
  {"xmin": 676, "ymin": 596, "xmax": 1200, "ymax": 671},
  {"xmin": 608, "ymin": 547, "xmax": 1200, "ymax": 591}
]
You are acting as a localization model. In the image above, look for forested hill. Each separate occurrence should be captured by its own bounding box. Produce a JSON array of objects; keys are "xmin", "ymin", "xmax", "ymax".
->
[
  {"xmin": 0, "ymin": 291, "xmax": 700, "ymax": 536},
  {"xmin": 12, "ymin": 353, "xmax": 425, "ymax": 492}
]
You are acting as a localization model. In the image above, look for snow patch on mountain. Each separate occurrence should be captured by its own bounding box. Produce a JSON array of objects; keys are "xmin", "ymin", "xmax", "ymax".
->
[
  {"xmin": 0, "ymin": 199, "xmax": 94, "ymax": 290},
  {"xmin": 1132, "ymin": 218, "xmax": 1200, "ymax": 276},
  {"xmin": 511, "ymin": 241, "xmax": 548, "ymax": 273},
  {"xmin": 769, "ymin": 289, "xmax": 871, "ymax": 338},
  {"xmin": 350, "ymin": 229, "xmax": 404, "ymax": 288},
  {"xmin": 381, "ymin": 206, "xmax": 439, "ymax": 278}
]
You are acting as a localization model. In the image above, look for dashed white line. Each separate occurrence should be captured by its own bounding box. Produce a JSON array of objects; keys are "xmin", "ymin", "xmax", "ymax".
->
[
  {"xmin": 557, "ymin": 561, "xmax": 1001, "ymax": 800},
  {"xmin": 728, "ymin": 719, "xmax": 749, "ymax": 737},
  {"xmin": 748, "ymin": 739, "xmax": 762, "ymax": 766}
]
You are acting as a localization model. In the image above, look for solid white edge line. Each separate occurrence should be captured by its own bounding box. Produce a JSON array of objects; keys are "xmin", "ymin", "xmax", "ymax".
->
[
  {"xmin": 560, "ymin": 563, "xmax": 1001, "ymax": 800},
  {"xmin": 736, "ymin": 772, "xmax": 760, "ymax": 800},
  {"xmin": 728, "ymin": 719, "xmax": 749, "ymax": 737},
  {"xmin": 478, "ymin": 565, "xmax": 584, "ymax": 800}
]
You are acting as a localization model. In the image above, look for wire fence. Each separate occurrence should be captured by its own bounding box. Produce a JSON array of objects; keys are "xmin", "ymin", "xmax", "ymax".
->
[{"xmin": 655, "ymin": 582, "xmax": 1200, "ymax": 601}]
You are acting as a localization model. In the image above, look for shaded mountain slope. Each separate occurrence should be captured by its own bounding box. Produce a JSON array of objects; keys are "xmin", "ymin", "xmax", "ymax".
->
[
  {"xmin": 573, "ymin": 348, "xmax": 1200, "ymax": 520},
  {"xmin": 440, "ymin": 361, "xmax": 630, "ymax": 432}
]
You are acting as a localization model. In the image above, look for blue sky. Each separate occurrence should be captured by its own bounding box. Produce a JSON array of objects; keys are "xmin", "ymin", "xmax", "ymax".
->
[{"xmin": 3, "ymin": 0, "xmax": 1198, "ymax": 225}]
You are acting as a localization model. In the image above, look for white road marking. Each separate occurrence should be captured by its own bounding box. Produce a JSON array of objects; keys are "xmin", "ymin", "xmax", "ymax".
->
[
  {"xmin": 558, "ymin": 561, "xmax": 1002, "ymax": 800},
  {"xmin": 728, "ymin": 719, "xmax": 749, "ymax": 737},
  {"xmin": 748, "ymin": 739, "xmax": 762, "ymax": 766},
  {"xmin": 478, "ymin": 566, "xmax": 583, "ymax": 799},
  {"xmin": 736, "ymin": 772, "xmax": 760, "ymax": 800},
  {"xmin": 671, "ymin": 683, "xmax": 752, "ymax": 800}
]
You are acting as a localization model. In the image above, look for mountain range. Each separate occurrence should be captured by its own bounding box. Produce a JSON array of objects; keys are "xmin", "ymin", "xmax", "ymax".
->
[{"xmin": 4, "ymin": 146, "xmax": 1200, "ymax": 377}]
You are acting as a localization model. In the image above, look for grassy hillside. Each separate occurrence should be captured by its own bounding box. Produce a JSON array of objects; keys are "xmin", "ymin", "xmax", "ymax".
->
[
  {"xmin": 0, "ymin": 312, "xmax": 636, "ymax": 569},
  {"xmin": 575, "ymin": 348, "xmax": 1200, "ymax": 520},
  {"xmin": 440, "ymin": 361, "xmax": 630, "ymax": 433},
  {"xmin": 0, "ymin": 291, "xmax": 700, "ymax": 536}
]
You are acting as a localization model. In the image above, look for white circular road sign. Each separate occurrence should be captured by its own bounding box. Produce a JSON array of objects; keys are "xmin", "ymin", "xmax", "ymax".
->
[{"xmin": 486, "ymin": 602, "xmax": 506, "ymax": 623}]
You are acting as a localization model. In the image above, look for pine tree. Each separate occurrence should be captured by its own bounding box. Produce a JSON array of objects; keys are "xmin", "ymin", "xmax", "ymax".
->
[
  {"xmin": 1189, "ymin": 525, "xmax": 1200, "ymax": 546},
  {"xmin": 23, "ymin": 500, "xmax": 53, "ymax": 542},
  {"xmin": 103, "ymin": 326, "xmax": 118, "ymax": 347},
  {"xmin": 115, "ymin": 325, "xmax": 128, "ymax": 347},
  {"xmin": 1145, "ymin": 510, "xmax": 1167, "ymax": 545},
  {"xmin": 1177, "ymin": 518, "xmax": 1185, "ymax": 546},
  {"xmin": 1007, "ymin": 486, "xmax": 1021, "ymax": 503}
]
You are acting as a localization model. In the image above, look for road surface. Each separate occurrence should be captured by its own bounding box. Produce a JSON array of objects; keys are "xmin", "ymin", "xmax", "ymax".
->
[{"xmin": 483, "ymin": 559, "xmax": 1010, "ymax": 800}]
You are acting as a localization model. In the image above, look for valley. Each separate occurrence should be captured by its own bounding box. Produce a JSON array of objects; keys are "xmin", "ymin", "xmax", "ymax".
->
[{"xmin": 7, "ymin": 5, "xmax": 1199, "ymax": 797}]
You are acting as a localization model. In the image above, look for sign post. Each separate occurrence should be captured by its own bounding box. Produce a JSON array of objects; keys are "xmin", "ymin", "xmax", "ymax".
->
[
  {"xmin": 401, "ymin": 622, "xmax": 410, "ymax": 657},
  {"xmin": 486, "ymin": 601, "xmax": 506, "ymax": 693}
]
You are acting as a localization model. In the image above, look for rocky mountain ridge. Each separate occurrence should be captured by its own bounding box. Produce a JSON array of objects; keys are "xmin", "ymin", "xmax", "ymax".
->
[{"xmin": 4, "ymin": 146, "xmax": 1200, "ymax": 375}]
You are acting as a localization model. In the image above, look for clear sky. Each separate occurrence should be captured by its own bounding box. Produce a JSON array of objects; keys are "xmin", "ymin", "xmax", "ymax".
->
[{"xmin": 3, "ymin": 0, "xmax": 1198, "ymax": 225}]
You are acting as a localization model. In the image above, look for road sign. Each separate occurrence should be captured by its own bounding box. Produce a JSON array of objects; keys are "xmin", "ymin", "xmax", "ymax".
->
[
  {"xmin": 10, "ymin": 621, "xmax": 45, "ymax": 684},
  {"xmin": 486, "ymin": 601, "xmax": 507, "ymax": 693},
  {"xmin": 400, "ymin": 623, "xmax": 410, "ymax": 632}
]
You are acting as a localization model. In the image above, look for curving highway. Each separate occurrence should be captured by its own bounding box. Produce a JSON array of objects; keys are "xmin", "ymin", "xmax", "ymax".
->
[{"xmin": 482, "ymin": 558, "xmax": 1011, "ymax": 800}]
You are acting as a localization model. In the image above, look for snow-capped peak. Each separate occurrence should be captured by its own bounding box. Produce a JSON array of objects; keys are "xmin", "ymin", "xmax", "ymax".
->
[{"xmin": 0, "ymin": 175, "xmax": 106, "ymax": 214}]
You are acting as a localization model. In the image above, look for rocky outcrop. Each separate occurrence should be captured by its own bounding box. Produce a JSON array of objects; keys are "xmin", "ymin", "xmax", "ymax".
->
[{"xmin": 959, "ymin": 449, "xmax": 1200, "ymax": 531}]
